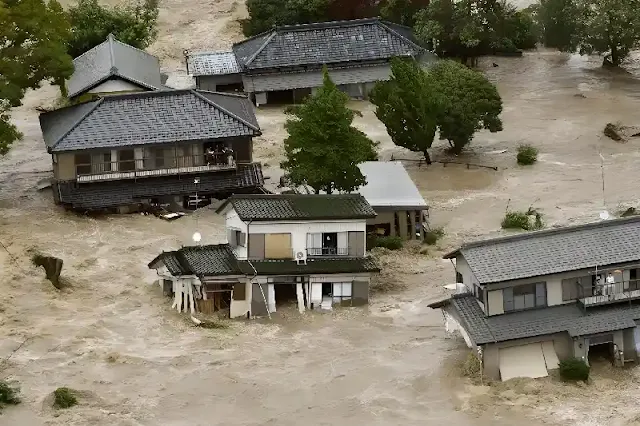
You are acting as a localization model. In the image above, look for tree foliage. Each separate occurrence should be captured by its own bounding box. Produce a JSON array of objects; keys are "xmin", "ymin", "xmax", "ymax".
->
[
  {"xmin": 369, "ymin": 59, "xmax": 440, "ymax": 164},
  {"xmin": 380, "ymin": 0, "xmax": 430, "ymax": 27},
  {"xmin": 370, "ymin": 58, "xmax": 502, "ymax": 160},
  {"xmin": 532, "ymin": 0, "xmax": 580, "ymax": 50},
  {"xmin": 0, "ymin": 0, "xmax": 73, "ymax": 155},
  {"xmin": 67, "ymin": 0, "xmax": 159, "ymax": 58},
  {"xmin": 281, "ymin": 69, "xmax": 378, "ymax": 194}
]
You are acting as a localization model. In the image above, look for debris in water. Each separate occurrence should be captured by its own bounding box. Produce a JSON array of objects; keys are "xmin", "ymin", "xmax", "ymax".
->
[
  {"xmin": 604, "ymin": 123, "xmax": 623, "ymax": 141},
  {"xmin": 36, "ymin": 178, "xmax": 52, "ymax": 191},
  {"xmin": 31, "ymin": 253, "xmax": 64, "ymax": 289}
]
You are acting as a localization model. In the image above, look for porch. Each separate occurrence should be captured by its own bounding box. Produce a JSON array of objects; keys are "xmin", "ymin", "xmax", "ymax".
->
[{"xmin": 578, "ymin": 275, "xmax": 640, "ymax": 308}]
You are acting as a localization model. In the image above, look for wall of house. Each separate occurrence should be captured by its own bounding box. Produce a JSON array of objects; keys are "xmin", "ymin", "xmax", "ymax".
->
[
  {"xmin": 482, "ymin": 333, "xmax": 574, "ymax": 380},
  {"xmin": 226, "ymin": 209, "xmax": 248, "ymax": 258},
  {"xmin": 87, "ymin": 79, "xmax": 144, "ymax": 94},
  {"xmin": 53, "ymin": 153, "xmax": 77, "ymax": 181},
  {"xmin": 230, "ymin": 278, "xmax": 251, "ymax": 318},
  {"xmin": 195, "ymin": 74, "xmax": 244, "ymax": 91},
  {"xmin": 486, "ymin": 290, "xmax": 504, "ymax": 316},
  {"xmin": 366, "ymin": 209, "xmax": 426, "ymax": 240}
]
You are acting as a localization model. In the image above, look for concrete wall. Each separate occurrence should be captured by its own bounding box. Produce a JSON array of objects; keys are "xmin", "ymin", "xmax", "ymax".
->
[
  {"xmin": 88, "ymin": 79, "xmax": 143, "ymax": 94},
  {"xmin": 482, "ymin": 333, "xmax": 573, "ymax": 380},
  {"xmin": 195, "ymin": 74, "xmax": 243, "ymax": 92}
]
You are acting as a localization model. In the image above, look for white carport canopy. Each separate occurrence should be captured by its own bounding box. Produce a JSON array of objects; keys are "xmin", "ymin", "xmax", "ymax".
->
[{"xmin": 498, "ymin": 341, "xmax": 559, "ymax": 381}]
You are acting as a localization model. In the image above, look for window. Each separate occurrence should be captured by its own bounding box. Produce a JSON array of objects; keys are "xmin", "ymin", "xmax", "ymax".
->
[
  {"xmin": 91, "ymin": 152, "xmax": 112, "ymax": 174},
  {"xmin": 119, "ymin": 149, "xmax": 135, "ymax": 171},
  {"xmin": 235, "ymin": 230, "xmax": 245, "ymax": 247},
  {"xmin": 75, "ymin": 153, "xmax": 91, "ymax": 175},
  {"xmin": 503, "ymin": 282, "xmax": 546, "ymax": 312},
  {"xmin": 562, "ymin": 278, "xmax": 579, "ymax": 301},
  {"xmin": 475, "ymin": 285, "xmax": 485, "ymax": 303},
  {"xmin": 233, "ymin": 282, "xmax": 246, "ymax": 300},
  {"xmin": 154, "ymin": 148, "xmax": 165, "ymax": 168},
  {"xmin": 306, "ymin": 232, "xmax": 347, "ymax": 255},
  {"xmin": 631, "ymin": 269, "xmax": 639, "ymax": 291},
  {"xmin": 456, "ymin": 271, "xmax": 463, "ymax": 284}
]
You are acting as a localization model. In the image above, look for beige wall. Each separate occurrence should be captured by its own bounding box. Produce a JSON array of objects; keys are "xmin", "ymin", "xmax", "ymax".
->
[
  {"xmin": 54, "ymin": 153, "xmax": 77, "ymax": 181},
  {"xmin": 264, "ymin": 233, "xmax": 292, "ymax": 259},
  {"xmin": 482, "ymin": 333, "xmax": 573, "ymax": 380},
  {"xmin": 487, "ymin": 290, "xmax": 504, "ymax": 315}
]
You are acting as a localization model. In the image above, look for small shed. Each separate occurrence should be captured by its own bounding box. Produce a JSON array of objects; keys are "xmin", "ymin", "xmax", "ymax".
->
[
  {"xmin": 357, "ymin": 161, "xmax": 428, "ymax": 239},
  {"xmin": 187, "ymin": 51, "xmax": 244, "ymax": 93}
]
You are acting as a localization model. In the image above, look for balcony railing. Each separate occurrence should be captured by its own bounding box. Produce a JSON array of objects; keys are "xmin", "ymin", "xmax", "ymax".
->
[
  {"xmin": 75, "ymin": 154, "xmax": 236, "ymax": 183},
  {"xmin": 307, "ymin": 247, "xmax": 349, "ymax": 256},
  {"xmin": 578, "ymin": 280, "xmax": 640, "ymax": 308}
]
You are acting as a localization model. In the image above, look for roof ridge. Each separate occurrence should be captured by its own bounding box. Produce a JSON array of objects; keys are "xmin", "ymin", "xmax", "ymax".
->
[
  {"xmin": 460, "ymin": 215, "xmax": 640, "ymax": 250},
  {"xmin": 378, "ymin": 20, "xmax": 424, "ymax": 53},
  {"xmin": 276, "ymin": 17, "xmax": 382, "ymax": 31},
  {"xmin": 107, "ymin": 33, "xmax": 116, "ymax": 70},
  {"xmin": 191, "ymin": 90, "xmax": 260, "ymax": 132},
  {"xmin": 244, "ymin": 31, "xmax": 278, "ymax": 68},
  {"xmin": 50, "ymin": 98, "xmax": 104, "ymax": 150},
  {"xmin": 195, "ymin": 89, "xmax": 250, "ymax": 99},
  {"xmin": 110, "ymin": 35, "xmax": 160, "ymax": 61},
  {"xmin": 99, "ymin": 88, "xmax": 191, "ymax": 100},
  {"xmin": 72, "ymin": 37, "xmax": 111, "ymax": 62},
  {"xmin": 189, "ymin": 50, "xmax": 234, "ymax": 56}
]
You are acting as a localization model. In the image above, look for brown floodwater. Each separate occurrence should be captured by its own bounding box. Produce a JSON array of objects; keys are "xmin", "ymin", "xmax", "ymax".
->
[{"xmin": 3, "ymin": 1, "xmax": 640, "ymax": 423}]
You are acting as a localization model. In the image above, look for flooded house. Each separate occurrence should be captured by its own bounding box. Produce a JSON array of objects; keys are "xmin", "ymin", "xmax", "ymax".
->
[
  {"xmin": 148, "ymin": 194, "xmax": 381, "ymax": 318},
  {"xmin": 38, "ymin": 89, "xmax": 265, "ymax": 211},
  {"xmin": 429, "ymin": 216, "xmax": 640, "ymax": 381},
  {"xmin": 187, "ymin": 17, "xmax": 437, "ymax": 106},
  {"xmin": 67, "ymin": 34, "xmax": 167, "ymax": 103}
]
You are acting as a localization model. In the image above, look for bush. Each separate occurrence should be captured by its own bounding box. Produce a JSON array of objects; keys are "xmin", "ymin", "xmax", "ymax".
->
[
  {"xmin": 559, "ymin": 358, "xmax": 590, "ymax": 382},
  {"xmin": 0, "ymin": 380, "xmax": 21, "ymax": 409},
  {"xmin": 423, "ymin": 227, "xmax": 445, "ymax": 245},
  {"xmin": 369, "ymin": 235, "xmax": 403, "ymax": 250},
  {"xmin": 501, "ymin": 208, "xmax": 544, "ymax": 231},
  {"xmin": 53, "ymin": 387, "xmax": 77, "ymax": 409},
  {"xmin": 517, "ymin": 144, "xmax": 538, "ymax": 165},
  {"xmin": 461, "ymin": 351, "xmax": 482, "ymax": 378}
]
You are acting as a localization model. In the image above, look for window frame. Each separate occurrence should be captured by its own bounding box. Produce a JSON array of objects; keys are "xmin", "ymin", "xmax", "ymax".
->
[{"xmin": 503, "ymin": 282, "xmax": 547, "ymax": 313}]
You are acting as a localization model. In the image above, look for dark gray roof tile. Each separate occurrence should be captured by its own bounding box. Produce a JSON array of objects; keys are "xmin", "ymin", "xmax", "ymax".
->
[
  {"xmin": 238, "ymin": 257, "xmax": 380, "ymax": 275},
  {"xmin": 148, "ymin": 244, "xmax": 242, "ymax": 276},
  {"xmin": 187, "ymin": 51, "xmax": 240, "ymax": 76}
]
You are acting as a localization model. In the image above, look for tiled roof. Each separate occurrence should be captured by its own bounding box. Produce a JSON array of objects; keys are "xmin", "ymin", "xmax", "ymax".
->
[
  {"xmin": 435, "ymin": 294, "xmax": 640, "ymax": 345},
  {"xmin": 238, "ymin": 257, "xmax": 380, "ymax": 275},
  {"xmin": 67, "ymin": 34, "xmax": 163, "ymax": 98},
  {"xmin": 216, "ymin": 194, "xmax": 377, "ymax": 221},
  {"xmin": 39, "ymin": 89, "xmax": 261, "ymax": 152},
  {"xmin": 187, "ymin": 51, "xmax": 240, "ymax": 76},
  {"xmin": 148, "ymin": 244, "xmax": 242, "ymax": 276},
  {"xmin": 56, "ymin": 163, "xmax": 265, "ymax": 210},
  {"xmin": 232, "ymin": 17, "xmax": 426, "ymax": 71},
  {"xmin": 445, "ymin": 216, "xmax": 640, "ymax": 284}
]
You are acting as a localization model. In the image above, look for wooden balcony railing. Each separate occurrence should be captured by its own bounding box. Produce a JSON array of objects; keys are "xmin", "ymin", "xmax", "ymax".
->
[{"xmin": 75, "ymin": 154, "xmax": 236, "ymax": 183}]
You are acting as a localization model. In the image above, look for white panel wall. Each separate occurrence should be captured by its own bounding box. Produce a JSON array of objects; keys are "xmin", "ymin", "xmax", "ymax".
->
[
  {"xmin": 88, "ymin": 79, "xmax": 142, "ymax": 93},
  {"xmin": 487, "ymin": 290, "xmax": 504, "ymax": 316},
  {"xmin": 225, "ymin": 209, "xmax": 249, "ymax": 258}
]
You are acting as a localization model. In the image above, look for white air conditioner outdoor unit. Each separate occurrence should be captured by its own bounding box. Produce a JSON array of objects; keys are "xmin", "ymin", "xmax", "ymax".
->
[{"xmin": 295, "ymin": 250, "xmax": 307, "ymax": 265}]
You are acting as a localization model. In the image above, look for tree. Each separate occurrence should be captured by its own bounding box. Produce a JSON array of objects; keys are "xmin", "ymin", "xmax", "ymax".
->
[
  {"xmin": 242, "ymin": 0, "xmax": 329, "ymax": 36},
  {"xmin": 67, "ymin": 0, "xmax": 159, "ymax": 58},
  {"xmin": 281, "ymin": 69, "xmax": 378, "ymax": 194},
  {"xmin": 369, "ymin": 58, "xmax": 440, "ymax": 164},
  {"xmin": 326, "ymin": 0, "xmax": 379, "ymax": 21},
  {"xmin": 574, "ymin": 0, "xmax": 640, "ymax": 67},
  {"xmin": 430, "ymin": 60, "xmax": 503, "ymax": 153},
  {"xmin": 0, "ymin": 0, "xmax": 73, "ymax": 155},
  {"xmin": 380, "ymin": 0, "xmax": 430, "ymax": 27},
  {"xmin": 534, "ymin": 0, "xmax": 581, "ymax": 50}
]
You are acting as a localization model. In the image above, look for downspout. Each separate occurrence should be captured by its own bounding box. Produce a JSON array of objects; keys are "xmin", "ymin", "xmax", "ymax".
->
[{"xmin": 246, "ymin": 219, "xmax": 271, "ymax": 319}]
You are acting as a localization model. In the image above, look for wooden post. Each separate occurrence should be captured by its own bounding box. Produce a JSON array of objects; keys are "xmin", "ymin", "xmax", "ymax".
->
[{"xmin": 409, "ymin": 210, "xmax": 416, "ymax": 240}]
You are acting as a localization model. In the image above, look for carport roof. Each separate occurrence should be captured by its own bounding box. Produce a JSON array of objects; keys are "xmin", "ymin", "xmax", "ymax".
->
[{"xmin": 430, "ymin": 294, "xmax": 640, "ymax": 345}]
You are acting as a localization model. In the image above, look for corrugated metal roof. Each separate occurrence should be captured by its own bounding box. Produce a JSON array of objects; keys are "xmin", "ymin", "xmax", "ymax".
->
[
  {"xmin": 357, "ymin": 161, "xmax": 427, "ymax": 209},
  {"xmin": 187, "ymin": 51, "xmax": 241, "ymax": 76},
  {"xmin": 447, "ymin": 216, "xmax": 640, "ymax": 284}
]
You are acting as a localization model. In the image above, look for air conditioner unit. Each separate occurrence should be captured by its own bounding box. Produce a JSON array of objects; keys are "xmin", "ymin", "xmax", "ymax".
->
[{"xmin": 295, "ymin": 250, "xmax": 307, "ymax": 265}]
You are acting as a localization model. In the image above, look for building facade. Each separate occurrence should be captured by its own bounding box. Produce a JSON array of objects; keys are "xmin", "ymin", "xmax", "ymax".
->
[{"xmin": 430, "ymin": 216, "xmax": 640, "ymax": 381}]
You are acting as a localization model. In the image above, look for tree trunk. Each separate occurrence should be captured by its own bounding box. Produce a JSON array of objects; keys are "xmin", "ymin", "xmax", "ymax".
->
[
  {"xmin": 450, "ymin": 140, "xmax": 463, "ymax": 155},
  {"xmin": 423, "ymin": 150, "xmax": 432, "ymax": 165}
]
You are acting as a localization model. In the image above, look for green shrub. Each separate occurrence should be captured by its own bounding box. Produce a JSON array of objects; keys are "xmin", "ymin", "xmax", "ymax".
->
[
  {"xmin": 558, "ymin": 358, "xmax": 590, "ymax": 382},
  {"xmin": 517, "ymin": 144, "xmax": 538, "ymax": 165},
  {"xmin": 53, "ymin": 387, "xmax": 77, "ymax": 409},
  {"xmin": 374, "ymin": 235, "xmax": 403, "ymax": 250},
  {"xmin": 501, "ymin": 208, "xmax": 544, "ymax": 231},
  {"xmin": 423, "ymin": 227, "xmax": 445, "ymax": 245},
  {"xmin": 0, "ymin": 380, "xmax": 21, "ymax": 409}
]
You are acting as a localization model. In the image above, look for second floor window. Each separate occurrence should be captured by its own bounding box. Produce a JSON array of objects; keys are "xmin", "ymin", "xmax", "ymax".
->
[
  {"xmin": 503, "ymin": 282, "xmax": 546, "ymax": 312},
  {"xmin": 307, "ymin": 232, "xmax": 347, "ymax": 256}
]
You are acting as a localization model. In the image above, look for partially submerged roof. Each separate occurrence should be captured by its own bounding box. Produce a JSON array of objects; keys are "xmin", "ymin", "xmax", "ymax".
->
[
  {"xmin": 444, "ymin": 216, "xmax": 640, "ymax": 284},
  {"xmin": 39, "ymin": 89, "xmax": 261, "ymax": 152},
  {"xmin": 357, "ymin": 161, "xmax": 427, "ymax": 209},
  {"xmin": 232, "ymin": 17, "xmax": 426, "ymax": 71},
  {"xmin": 187, "ymin": 51, "xmax": 240, "ymax": 76},
  {"xmin": 238, "ymin": 257, "xmax": 380, "ymax": 275},
  {"xmin": 148, "ymin": 244, "xmax": 242, "ymax": 276},
  {"xmin": 67, "ymin": 34, "xmax": 163, "ymax": 98},
  {"xmin": 432, "ymin": 294, "xmax": 640, "ymax": 345},
  {"xmin": 216, "ymin": 194, "xmax": 377, "ymax": 221}
]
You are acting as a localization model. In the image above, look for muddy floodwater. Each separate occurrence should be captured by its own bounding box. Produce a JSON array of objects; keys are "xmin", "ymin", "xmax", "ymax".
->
[{"xmin": 3, "ymin": 0, "xmax": 640, "ymax": 423}]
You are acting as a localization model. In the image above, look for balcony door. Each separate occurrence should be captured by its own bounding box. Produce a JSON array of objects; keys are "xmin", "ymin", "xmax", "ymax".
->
[{"xmin": 119, "ymin": 149, "xmax": 135, "ymax": 172}]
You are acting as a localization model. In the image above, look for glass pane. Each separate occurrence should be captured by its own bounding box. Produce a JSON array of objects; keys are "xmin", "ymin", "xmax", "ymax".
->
[
  {"xmin": 342, "ymin": 283, "xmax": 352, "ymax": 297},
  {"xmin": 514, "ymin": 295, "xmax": 525, "ymax": 310}
]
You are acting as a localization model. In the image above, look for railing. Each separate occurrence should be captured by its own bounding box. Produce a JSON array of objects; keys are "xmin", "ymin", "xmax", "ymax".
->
[
  {"xmin": 75, "ymin": 154, "xmax": 236, "ymax": 183},
  {"xmin": 578, "ymin": 279, "xmax": 640, "ymax": 308},
  {"xmin": 306, "ymin": 247, "xmax": 349, "ymax": 256}
]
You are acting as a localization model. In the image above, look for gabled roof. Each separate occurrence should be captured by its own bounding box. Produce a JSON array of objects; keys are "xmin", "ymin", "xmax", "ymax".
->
[
  {"xmin": 445, "ymin": 216, "xmax": 640, "ymax": 284},
  {"xmin": 187, "ymin": 51, "xmax": 240, "ymax": 76},
  {"xmin": 216, "ymin": 194, "xmax": 377, "ymax": 222},
  {"xmin": 357, "ymin": 161, "xmax": 427, "ymax": 209},
  {"xmin": 67, "ymin": 34, "xmax": 163, "ymax": 99},
  {"xmin": 237, "ymin": 257, "xmax": 380, "ymax": 275},
  {"xmin": 148, "ymin": 244, "xmax": 242, "ymax": 276},
  {"xmin": 232, "ymin": 17, "xmax": 425, "ymax": 71},
  {"xmin": 39, "ymin": 89, "xmax": 261, "ymax": 152}
]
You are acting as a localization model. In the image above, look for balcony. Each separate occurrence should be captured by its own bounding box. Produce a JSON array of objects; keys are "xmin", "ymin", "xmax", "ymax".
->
[
  {"xmin": 578, "ymin": 280, "xmax": 640, "ymax": 308},
  {"xmin": 75, "ymin": 154, "xmax": 236, "ymax": 184},
  {"xmin": 306, "ymin": 247, "xmax": 349, "ymax": 256}
]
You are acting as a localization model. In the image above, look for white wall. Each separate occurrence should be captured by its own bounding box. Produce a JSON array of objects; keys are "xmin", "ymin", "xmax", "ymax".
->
[
  {"xmin": 230, "ymin": 279, "xmax": 251, "ymax": 318},
  {"xmin": 225, "ymin": 209, "xmax": 248, "ymax": 258},
  {"xmin": 487, "ymin": 290, "xmax": 504, "ymax": 315},
  {"xmin": 88, "ymin": 78, "xmax": 142, "ymax": 93}
]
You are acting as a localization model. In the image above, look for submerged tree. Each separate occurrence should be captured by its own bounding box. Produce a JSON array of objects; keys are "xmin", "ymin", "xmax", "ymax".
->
[
  {"xmin": 67, "ymin": 0, "xmax": 159, "ymax": 57},
  {"xmin": 281, "ymin": 68, "xmax": 378, "ymax": 194},
  {"xmin": 534, "ymin": 0, "xmax": 581, "ymax": 51},
  {"xmin": 0, "ymin": 0, "xmax": 73, "ymax": 155},
  {"xmin": 369, "ymin": 58, "xmax": 440, "ymax": 164}
]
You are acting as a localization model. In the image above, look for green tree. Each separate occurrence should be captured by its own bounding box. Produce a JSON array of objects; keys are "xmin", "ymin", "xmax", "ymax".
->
[
  {"xmin": 431, "ymin": 60, "xmax": 503, "ymax": 153},
  {"xmin": 0, "ymin": 0, "xmax": 73, "ymax": 155},
  {"xmin": 281, "ymin": 69, "xmax": 378, "ymax": 194},
  {"xmin": 67, "ymin": 0, "xmax": 159, "ymax": 58},
  {"xmin": 380, "ymin": 0, "xmax": 430, "ymax": 27},
  {"xmin": 534, "ymin": 0, "xmax": 580, "ymax": 50},
  {"xmin": 242, "ymin": 0, "xmax": 329, "ymax": 36},
  {"xmin": 575, "ymin": 0, "xmax": 640, "ymax": 67},
  {"xmin": 369, "ymin": 58, "xmax": 440, "ymax": 164}
]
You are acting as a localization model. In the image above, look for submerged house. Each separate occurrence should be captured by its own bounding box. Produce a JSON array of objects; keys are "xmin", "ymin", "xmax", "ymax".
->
[
  {"xmin": 67, "ymin": 34, "xmax": 167, "ymax": 103},
  {"xmin": 39, "ymin": 89, "xmax": 264, "ymax": 211},
  {"xmin": 188, "ymin": 17, "xmax": 436, "ymax": 106},
  {"xmin": 430, "ymin": 216, "xmax": 640, "ymax": 381},
  {"xmin": 148, "ymin": 194, "xmax": 381, "ymax": 317}
]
